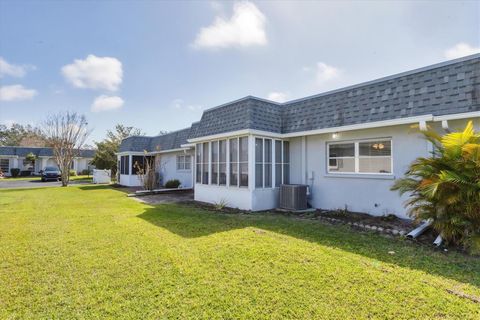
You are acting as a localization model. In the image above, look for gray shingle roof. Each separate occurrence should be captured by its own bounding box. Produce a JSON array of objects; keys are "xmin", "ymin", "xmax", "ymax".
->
[
  {"xmin": 119, "ymin": 54, "xmax": 480, "ymax": 152},
  {"xmin": 119, "ymin": 127, "xmax": 191, "ymax": 153},
  {"xmin": 0, "ymin": 147, "xmax": 95, "ymax": 158},
  {"xmin": 188, "ymin": 54, "xmax": 479, "ymax": 138}
]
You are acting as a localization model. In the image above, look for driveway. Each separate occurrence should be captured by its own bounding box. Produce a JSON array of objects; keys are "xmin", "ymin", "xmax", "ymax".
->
[{"xmin": 0, "ymin": 179, "xmax": 91, "ymax": 189}]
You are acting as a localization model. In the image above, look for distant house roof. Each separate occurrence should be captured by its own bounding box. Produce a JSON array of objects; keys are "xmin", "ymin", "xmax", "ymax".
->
[
  {"xmin": 119, "ymin": 127, "xmax": 191, "ymax": 153},
  {"xmin": 0, "ymin": 146, "xmax": 95, "ymax": 158},
  {"xmin": 119, "ymin": 54, "xmax": 480, "ymax": 152}
]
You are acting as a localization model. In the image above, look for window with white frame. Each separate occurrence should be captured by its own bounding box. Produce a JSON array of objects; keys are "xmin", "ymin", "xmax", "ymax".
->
[
  {"xmin": 219, "ymin": 140, "xmax": 226, "ymax": 185},
  {"xmin": 176, "ymin": 155, "xmax": 191, "ymax": 170},
  {"xmin": 328, "ymin": 139, "xmax": 392, "ymax": 174},
  {"xmin": 0, "ymin": 159, "xmax": 9, "ymax": 173},
  {"xmin": 211, "ymin": 141, "xmax": 218, "ymax": 184},
  {"xmin": 120, "ymin": 156, "xmax": 129, "ymax": 174},
  {"xmin": 229, "ymin": 138, "xmax": 238, "ymax": 186},
  {"xmin": 196, "ymin": 144, "xmax": 202, "ymax": 183},
  {"xmin": 196, "ymin": 137, "xmax": 248, "ymax": 187},
  {"xmin": 239, "ymin": 137, "xmax": 248, "ymax": 187},
  {"xmin": 255, "ymin": 138, "xmax": 273, "ymax": 188},
  {"xmin": 255, "ymin": 139, "xmax": 289, "ymax": 188}
]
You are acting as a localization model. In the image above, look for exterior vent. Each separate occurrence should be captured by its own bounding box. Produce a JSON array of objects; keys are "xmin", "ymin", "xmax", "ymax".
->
[{"xmin": 279, "ymin": 184, "xmax": 308, "ymax": 210}]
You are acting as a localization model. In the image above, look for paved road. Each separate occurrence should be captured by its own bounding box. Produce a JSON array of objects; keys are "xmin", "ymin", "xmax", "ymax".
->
[{"xmin": 0, "ymin": 179, "xmax": 90, "ymax": 189}]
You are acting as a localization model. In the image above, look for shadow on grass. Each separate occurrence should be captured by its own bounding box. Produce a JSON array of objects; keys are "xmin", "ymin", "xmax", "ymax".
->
[
  {"xmin": 77, "ymin": 184, "xmax": 134, "ymax": 194},
  {"xmin": 138, "ymin": 203, "xmax": 480, "ymax": 289}
]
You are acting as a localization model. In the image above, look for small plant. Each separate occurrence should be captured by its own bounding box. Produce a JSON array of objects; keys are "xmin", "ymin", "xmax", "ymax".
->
[
  {"xmin": 10, "ymin": 168, "xmax": 20, "ymax": 177},
  {"xmin": 165, "ymin": 179, "xmax": 181, "ymax": 189},
  {"xmin": 213, "ymin": 198, "xmax": 228, "ymax": 211},
  {"xmin": 69, "ymin": 170, "xmax": 77, "ymax": 176}
]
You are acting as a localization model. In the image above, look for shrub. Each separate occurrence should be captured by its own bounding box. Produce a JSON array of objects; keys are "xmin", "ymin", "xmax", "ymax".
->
[
  {"xmin": 10, "ymin": 168, "xmax": 20, "ymax": 177},
  {"xmin": 165, "ymin": 179, "xmax": 181, "ymax": 189},
  {"xmin": 69, "ymin": 170, "xmax": 77, "ymax": 176},
  {"xmin": 20, "ymin": 170, "xmax": 32, "ymax": 176},
  {"xmin": 80, "ymin": 169, "xmax": 90, "ymax": 175},
  {"xmin": 392, "ymin": 121, "xmax": 480, "ymax": 251}
]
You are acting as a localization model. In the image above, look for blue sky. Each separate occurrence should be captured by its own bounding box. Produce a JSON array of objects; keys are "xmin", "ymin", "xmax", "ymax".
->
[{"xmin": 0, "ymin": 0, "xmax": 479, "ymax": 143}]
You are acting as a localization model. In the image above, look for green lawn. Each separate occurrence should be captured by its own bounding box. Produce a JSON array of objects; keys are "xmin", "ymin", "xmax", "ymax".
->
[{"xmin": 0, "ymin": 186, "xmax": 479, "ymax": 319}]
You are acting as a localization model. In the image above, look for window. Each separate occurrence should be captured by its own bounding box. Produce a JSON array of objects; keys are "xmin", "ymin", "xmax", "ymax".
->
[
  {"xmin": 211, "ymin": 141, "xmax": 218, "ymax": 184},
  {"xmin": 275, "ymin": 140, "xmax": 282, "ymax": 187},
  {"xmin": 177, "ymin": 155, "xmax": 191, "ymax": 170},
  {"xmin": 195, "ymin": 137, "xmax": 248, "ymax": 187},
  {"xmin": 132, "ymin": 156, "xmax": 144, "ymax": 174},
  {"xmin": 328, "ymin": 143, "xmax": 355, "ymax": 173},
  {"xmin": 283, "ymin": 141, "xmax": 290, "ymax": 184},
  {"xmin": 274, "ymin": 140, "xmax": 290, "ymax": 187},
  {"xmin": 0, "ymin": 159, "xmax": 9, "ymax": 173},
  {"xmin": 328, "ymin": 139, "xmax": 392, "ymax": 174},
  {"xmin": 196, "ymin": 144, "xmax": 202, "ymax": 183},
  {"xmin": 219, "ymin": 140, "xmax": 226, "ymax": 185},
  {"xmin": 229, "ymin": 138, "xmax": 238, "ymax": 186},
  {"xmin": 239, "ymin": 137, "xmax": 248, "ymax": 187},
  {"xmin": 255, "ymin": 138, "xmax": 263, "ymax": 188},
  {"xmin": 120, "ymin": 155, "xmax": 130, "ymax": 174},
  {"xmin": 131, "ymin": 156, "xmax": 154, "ymax": 174},
  {"xmin": 255, "ymin": 138, "xmax": 273, "ymax": 188},
  {"xmin": 202, "ymin": 143, "xmax": 209, "ymax": 184},
  {"xmin": 23, "ymin": 159, "xmax": 34, "ymax": 171}
]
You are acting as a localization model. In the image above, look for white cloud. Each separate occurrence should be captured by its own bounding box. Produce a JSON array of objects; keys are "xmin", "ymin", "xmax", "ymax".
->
[
  {"xmin": 193, "ymin": 1, "xmax": 267, "ymax": 49},
  {"xmin": 91, "ymin": 95, "xmax": 124, "ymax": 112},
  {"xmin": 0, "ymin": 57, "xmax": 34, "ymax": 78},
  {"xmin": 444, "ymin": 42, "xmax": 480, "ymax": 59},
  {"xmin": 0, "ymin": 85, "xmax": 37, "ymax": 101},
  {"xmin": 315, "ymin": 62, "xmax": 341, "ymax": 85},
  {"xmin": 267, "ymin": 91, "xmax": 289, "ymax": 103},
  {"xmin": 170, "ymin": 98, "xmax": 203, "ymax": 112},
  {"xmin": 61, "ymin": 55, "xmax": 123, "ymax": 91}
]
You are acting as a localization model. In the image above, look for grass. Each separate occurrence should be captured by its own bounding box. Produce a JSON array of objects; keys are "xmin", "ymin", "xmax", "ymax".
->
[
  {"xmin": 0, "ymin": 186, "xmax": 479, "ymax": 319},
  {"xmin": 0, "ymin": 175, "xmax": 92, "ymax": 182}
]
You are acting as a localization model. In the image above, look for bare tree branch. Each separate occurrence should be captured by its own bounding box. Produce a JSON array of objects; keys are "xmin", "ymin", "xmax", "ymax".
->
[{"xmin": 42, "ymin": 112, "xmax": 92, "ymax": 186}]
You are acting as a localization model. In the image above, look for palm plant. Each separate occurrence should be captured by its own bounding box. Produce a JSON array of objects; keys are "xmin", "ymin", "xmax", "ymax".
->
[{"xmin": 392, "ymin": 121, "xmax": 480, "ymax": 251}]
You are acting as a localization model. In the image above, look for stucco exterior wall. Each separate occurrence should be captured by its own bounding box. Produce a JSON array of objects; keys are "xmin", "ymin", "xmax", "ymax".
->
[
  {"xmin": 289, "ymin": 119, "xmax": 480, "ymax": 218},
  {"xmin": 194, "ymin": 184, "xmax": 252, "ymax": 210},
  {"xmin": 156, "ymin": 151, "xmax": 193, "ymax": 188}
]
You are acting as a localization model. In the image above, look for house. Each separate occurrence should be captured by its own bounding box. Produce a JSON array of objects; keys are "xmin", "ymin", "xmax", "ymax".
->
[
  {"xmin": 118, "ymin": 54, "xmax": 480, "ymax": 218},
  {"xmin": 117, "ymin": 128, "xmax": 194, "ymax": 187},
  {"xmin": 0, "ymin": 146, "xmax": 95, "ymax": 176}
]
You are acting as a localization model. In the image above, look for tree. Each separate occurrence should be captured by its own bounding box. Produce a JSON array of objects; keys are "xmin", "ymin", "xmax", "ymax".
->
[
  {"xmin": 42, "ymin": 112, "xmax": 91, "ymax": 186},
  {"xmin": 91, "ymin": 124, "xmax": 144, "ymax": 175},
  {"xmin": 0, "ymin": 123, "xmax": 48, "ymax": 147},
  {"xmin": 392, "ymin": 121, "xmax": 480, "ymax": 252}
]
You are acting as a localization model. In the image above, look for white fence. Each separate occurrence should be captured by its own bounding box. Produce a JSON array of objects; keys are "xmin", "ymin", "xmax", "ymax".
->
[{"xmin": 93, "ymin": 169, "xmax": 111, "ymax": 184}]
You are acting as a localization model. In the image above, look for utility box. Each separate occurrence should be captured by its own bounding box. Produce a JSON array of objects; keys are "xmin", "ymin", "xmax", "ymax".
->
[{"xmin": 279, "ymin": 184, "xmax": 308, "ymax": 210}]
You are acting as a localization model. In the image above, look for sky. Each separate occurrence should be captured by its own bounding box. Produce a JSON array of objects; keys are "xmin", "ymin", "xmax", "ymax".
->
[{"xmin": 0, "ymin": 0, "xmax": 479, "ymax": 143}]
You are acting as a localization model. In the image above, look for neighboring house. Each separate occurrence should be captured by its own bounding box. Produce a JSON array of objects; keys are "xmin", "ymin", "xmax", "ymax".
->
[
  {"xmin": 118, "ymin": 54, "xmax": 480, "ymax": 218},
  {"xmin": 117, "ymin": 128, "xmax": 194, "ymax": 187},
  {"xmin": 0, "ymin": 146, "xmax": 95, "ymax": 176}
]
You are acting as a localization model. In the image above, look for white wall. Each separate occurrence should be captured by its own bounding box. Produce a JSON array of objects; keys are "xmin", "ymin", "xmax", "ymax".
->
[
  {"xmin": 195, "ymin": 184, "xmax": 252, "ymax": 210},
  {"xmin": 117, "ymin": 150, "xmax": 194, "ymax": 188},
  {"xmin": 157, "ymin": 151, "xmax": 193, "ymax": 188},
  {"xmin": 289, "ymin": 119, "xmax": 480, "ymax": 218},
  {"xmin": 119, "ymin": 174, "xmax": 143, "ymax": 187}
]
